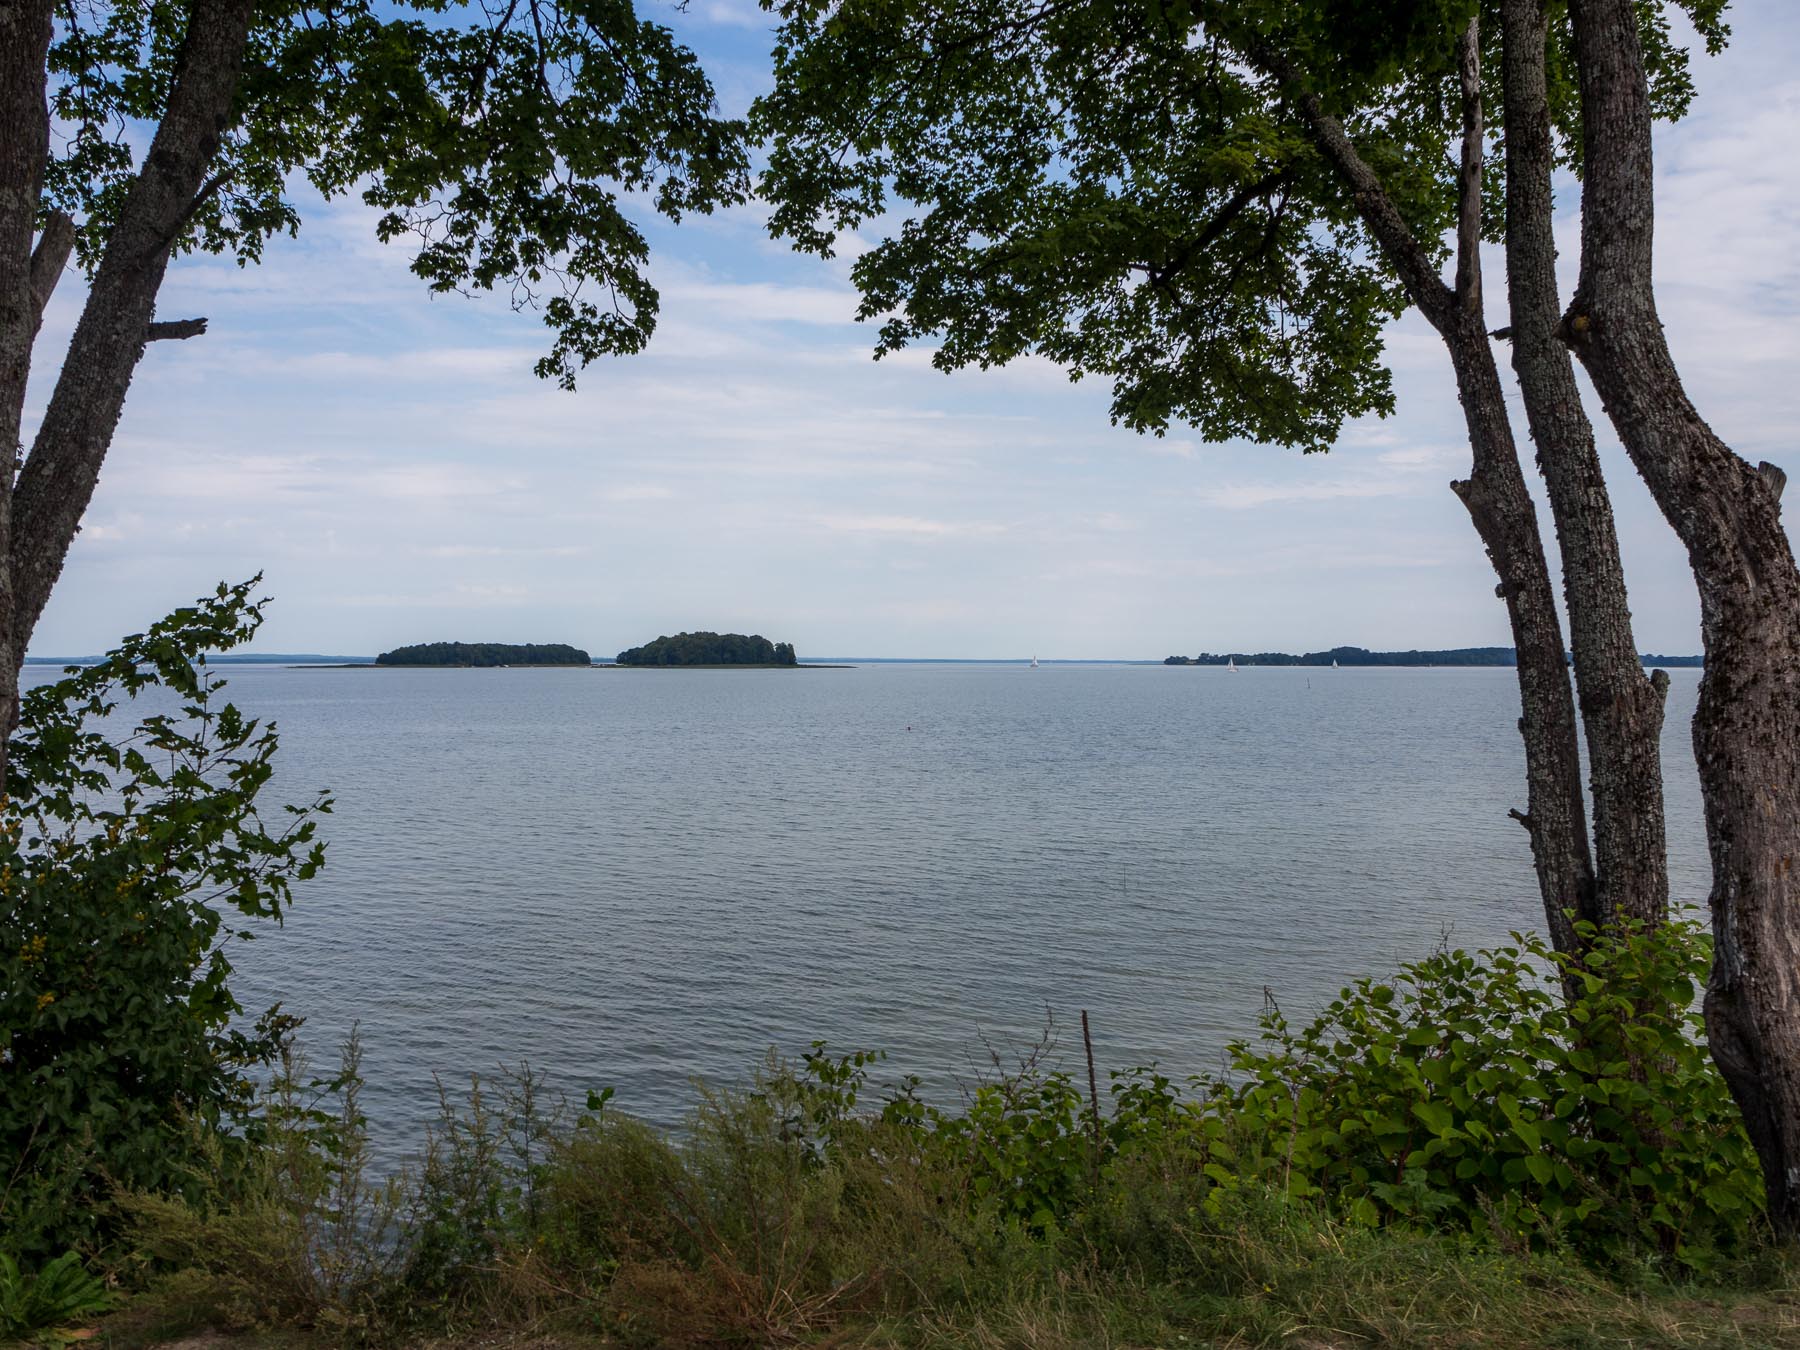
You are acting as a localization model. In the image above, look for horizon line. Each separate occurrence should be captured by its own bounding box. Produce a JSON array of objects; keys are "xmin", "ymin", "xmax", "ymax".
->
[{"xmin": 23, "ymin": 649, "xmax": 1708, "ymax": 666}]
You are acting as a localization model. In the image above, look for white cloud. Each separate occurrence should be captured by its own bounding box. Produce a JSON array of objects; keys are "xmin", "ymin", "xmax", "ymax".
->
[
  {"xmin": 814, "ymin": 513, "xmax": 1007, "ymax": 539},
  {"xmin": 1196, "ymin": 476, "xmax": 1430, "ymax": 511},
  {"xmin": 337, "ymin": 584, "xmax": 533, "ymax": 608}
]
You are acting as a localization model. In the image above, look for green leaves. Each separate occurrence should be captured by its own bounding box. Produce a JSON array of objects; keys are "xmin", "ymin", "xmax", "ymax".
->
[
  {"xmin": 753, "ymin": 0, "xmax": 1407, "ymax": 452},
  {"xmin": 0, "ymin": 1250, "xmax": 113, "ymax": 1340},
  {"xmin": 0, "ymin": 582, "xmax": 331, "ymax": 1262},
  {"xmin": 42, "ymin": 0, "xmax": 749, "ymax": 385},
  {"xmin": 1195, "ymin": 916, "xmax": 1764, "ymax": 1269},
  {"xmin": 781, "ymin": 919, "xmax": 1756, "ymax": 1275},
  {"xmin": 753, "ymin": 0, "xmax": 1729, "ymax": 449}
]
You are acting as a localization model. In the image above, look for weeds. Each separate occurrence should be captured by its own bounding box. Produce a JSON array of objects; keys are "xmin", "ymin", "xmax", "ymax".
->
[{"xmin": 94, "ymin": 920, "xmax": 1800, "ymax": 1347}]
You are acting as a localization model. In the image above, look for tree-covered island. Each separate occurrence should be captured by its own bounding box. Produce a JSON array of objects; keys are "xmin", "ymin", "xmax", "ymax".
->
[
  {"xmin": 1165, "ymin": 646, "xmax": 1702, "ymax": 668},
  {"xmin": 615, "ymin": 632, "xmax": 798, "ymax": 666},
  {"xmin": 375, "ymin": 642, "xmax": 592, "ymax": 667}
]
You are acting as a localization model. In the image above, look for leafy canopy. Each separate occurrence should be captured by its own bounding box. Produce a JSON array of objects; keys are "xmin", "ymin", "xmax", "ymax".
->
[
  {"xmin": 375, "ymin": 641, "xmax": 592, "ymax": 666},
  {"xmin": 615, "ymin": 631, "xmax": 797, "ymax": 665},
  {"xmin": 754, "ymin": 0, "xmax": 1409, "ymax": 450},
  {"xmin": 45, "ymin": 0, "xmax": 751, "ymax": 385},
  {"xmin": 750, "ymin": 0, "xmax": 1729, "ymax": 449}
]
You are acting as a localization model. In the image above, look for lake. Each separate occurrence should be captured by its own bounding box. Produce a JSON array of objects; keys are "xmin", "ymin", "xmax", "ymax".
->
[{"xmin": 25, "ymin": 661, "xmax": 1710, "ymax": 1145}]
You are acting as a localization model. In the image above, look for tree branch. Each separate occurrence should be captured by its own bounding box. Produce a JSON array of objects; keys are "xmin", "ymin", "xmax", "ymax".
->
[
  {"xmin": 152, "ymin": 170, "xmax": 233, "ymax": 259},
  {"xmin": 1240, "ymin": 38, "xmax": 1457, "ymax": 333},
  {"xmin": 1454, "ymin": 16, "xmax": 1484, "ymax": 311},
  {"xmin": 1150, "ymin": 166, "xmax": 1292, "ymax": 294},
  {"xmin": 29, "ymin": 211, "xmax": 75, "ymax": 335},
  {"xmin": 146, "ymin": 318, "xmax": 207, "ymax": 341}
]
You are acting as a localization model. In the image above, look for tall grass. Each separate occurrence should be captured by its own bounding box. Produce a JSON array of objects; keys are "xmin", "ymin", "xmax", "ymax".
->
[{"xmin": 97, "ymin": 1020, "xmax": 1799, "ymax": 1350}]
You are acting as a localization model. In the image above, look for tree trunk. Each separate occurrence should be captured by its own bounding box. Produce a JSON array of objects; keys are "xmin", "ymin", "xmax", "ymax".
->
[
  {"xmin": 1566, "ymin": 0, "xmax": 1800, "ymax": 1230},
  {"xmin": 0, "ymin": 0, "xmax": 55, "ymax": 784},
  {"xmin": 1439, "ymin": 305, "xmax": 1596, "ymax": 959},
  {"xmin": 10, "ymin": 0, "xmax": 256, "ymax": 666},
  {"xmin": 1498, "ymin": 0, "xmax": 1669, "ymax": 934},
  {"xmin": 1261, "ymin": 28, "xmax": 1597, "ymax": 955}
]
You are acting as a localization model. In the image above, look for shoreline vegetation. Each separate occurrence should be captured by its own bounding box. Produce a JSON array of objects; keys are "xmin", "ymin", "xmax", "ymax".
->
[
  {"xmin": 1165, "ymin": 645, "xmax": 1705, "ymax": 667},
  {"xmin": 89, "ymin": 1002, "xmax": 1800, "ymax": 1350}
]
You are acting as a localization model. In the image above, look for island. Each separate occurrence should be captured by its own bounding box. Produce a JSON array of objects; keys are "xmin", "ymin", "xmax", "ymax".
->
[
  {"xmin": 375, "ymin": 641, "xmax": 592, "ymax": 667},
  {"xmin": 615, "ymin": 632, "xmax": 798, "ymax": 666},
  {"xmin": 1164, "ymin": 645, "xmax": 1702, "ymax": 667}
]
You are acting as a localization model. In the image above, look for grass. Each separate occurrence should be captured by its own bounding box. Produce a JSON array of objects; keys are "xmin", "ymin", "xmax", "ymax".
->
[
  {"xmin": 45, "ymin": 1042, "xmax": 1800, "ymax": 1350},
  {"xmin": 79, "ymin": 1246, "xmax": 1800, "ymax": 1349}
]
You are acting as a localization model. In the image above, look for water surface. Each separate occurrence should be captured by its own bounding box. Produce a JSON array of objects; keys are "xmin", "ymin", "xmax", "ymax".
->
[{"xmin": 27, "ymin": 662, "xmax": 1708, "ymax": 1142}]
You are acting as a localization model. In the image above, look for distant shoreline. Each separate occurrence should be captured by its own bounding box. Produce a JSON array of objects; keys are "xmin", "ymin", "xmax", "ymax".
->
[
  {"xmin": 286, "ymin": 662, "xmax": 853, "ymax": 670},
  {"xmin": 291, "ymin": 662, "xmax": 593, "ymax": 669},
  {"xmin": 24, "ymin": 652, "xmax": 1706, "ymax": 668},
  {"xmin": 601, "ymin": 662, "xmax": 850, "ymax": 670},
  {"xmin": 1164, "ymin": 646, "xmax": 1703, "ymax": 668}
]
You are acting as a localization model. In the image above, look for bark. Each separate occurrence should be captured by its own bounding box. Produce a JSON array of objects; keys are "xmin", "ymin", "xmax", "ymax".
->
[
  {"xmin": 1498, "ymin": 0, "xmax": 1669, "ymax": 933},
  {"xmin": 10, "ymin": 0, "xmax": 253, "ymax": 663},
  {"xmin": 0, "ymin": 0, "xmax": 56, "ymax": 784},
  {"xmin": 1565, "ymin": 0, "xmax": 1800, "ymax": 1230},
  {"xmin": 1261, "ymin": 22, "xmax": 1596, "ymax": 955},
  {"xmin": 28, "ymin": 213, "xmax": 74, "ymax": 338}
]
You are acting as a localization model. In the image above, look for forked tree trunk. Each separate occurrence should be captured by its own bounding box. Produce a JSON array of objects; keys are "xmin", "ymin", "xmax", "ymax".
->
[
  {"xmin": 0, "ymin": 0, "xmax": 253, "ymax": 789},
  {"xmin": 1566, "ymin": 0, "xmax": 1800, "ymax": 1230},
  {"xmin": 1261, "ymin": 25, "xmax": 1597, "ymax": 956},
  {"xmin": 11, "ymin": 0, "xmax": 255, "ymax": 652},
  {"xmin": 1498, "ymin": 0, "xmax": 1669, "ymax": 933},
  {"xmin": 0, "ymin": 0, "xmax": 56, "ymax": 783},
  {"xmin": 1438, "ymin": 306, "xmax": 1597, "ymax": 958}
]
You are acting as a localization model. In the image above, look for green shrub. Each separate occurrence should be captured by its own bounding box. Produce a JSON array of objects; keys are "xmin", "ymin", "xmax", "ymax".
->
[
  {"xmin": 0, "ymin": 581, "xmax": 331, "ymax": 1260},
  {"xmin": 1200, "ymin": 915, "xmax": 1763, "ymax": 1267},
  {"xmin": 392, "ymin": 1064, "xmax": 562, "ymax": 1326},
  {"xmin": 115, "ymin": 1029, "xmax": 401, "ymax": 1338},
  {"xmin": 885, "ymin": 1067, "xmax": 1093, "ymax": 1234},
  {"xmin": 794, "ymin": 920, "xmax": 1761, "ymax": 1274},
  {"xmin": 0, "ymin": 1251, "xmax": 113, "ymax": 1342}
]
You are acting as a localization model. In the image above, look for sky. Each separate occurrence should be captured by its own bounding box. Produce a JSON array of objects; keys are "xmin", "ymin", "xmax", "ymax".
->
[{"xmin": 21, "ymin": 0, "xmax": 1800, "ymax": 660}]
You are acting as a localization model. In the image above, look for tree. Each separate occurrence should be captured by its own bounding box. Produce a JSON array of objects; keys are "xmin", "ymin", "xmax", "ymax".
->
[
  {"xmin": 0, "ymin": 0, "xmax": 750, "ymax": 781},
  {"xmin": 753, "ymin": 0, "xmax": 1800, "ymax": 1224},
  {"xmin": 750, "ymin": 0, "xmax": 1709, "ymax": 953},
  {"xmin": 1557, "ymin": 0, "xmax": 1800, "ymax": 1232},
  {"xmin": 1493, "ymin": 0, "xmax": 1671, "ymax": 931}
]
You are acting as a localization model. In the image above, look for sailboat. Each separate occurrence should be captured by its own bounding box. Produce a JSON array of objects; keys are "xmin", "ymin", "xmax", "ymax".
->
[
  {"xmin": 1030, "ymin": 655, "xmax": 1039, "ymax": 669},
  {"xmin": 1332, "ymin": 658, "xmax": 1339, "ymax": 670},
  {"xmin": 1227, "ymin": 657, "xmax": 1238, "ymax": 674}
]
